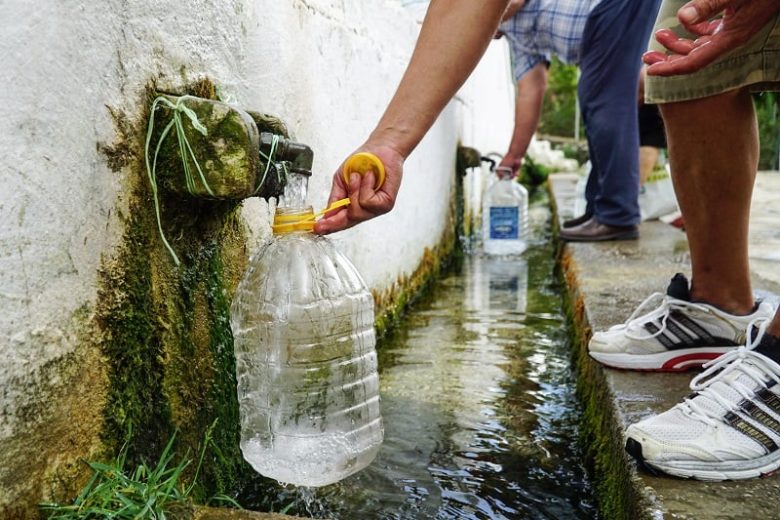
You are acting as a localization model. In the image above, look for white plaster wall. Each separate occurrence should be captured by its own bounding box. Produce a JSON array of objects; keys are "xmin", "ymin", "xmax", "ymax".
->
[
  {"xmin": 0, "ymin": 0, "xmax": 481, "ymax": 453},
  {"xmin": 458, "ymin": 38, "xmax": 516, "ymax": 159},
  {"xmin": 456, "ymin": 39, "xmax": 517, "ymax": 238}
]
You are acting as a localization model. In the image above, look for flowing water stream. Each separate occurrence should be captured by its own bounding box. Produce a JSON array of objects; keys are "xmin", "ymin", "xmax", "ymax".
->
[{"xmin": 241, "ymin": 199, "xmax": 596, "ymax": 519}]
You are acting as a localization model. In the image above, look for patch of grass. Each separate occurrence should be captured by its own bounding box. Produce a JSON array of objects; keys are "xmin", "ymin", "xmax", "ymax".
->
[{"xmin": 40, "ymin": 424, "xmax": 239, "ymax": 519}]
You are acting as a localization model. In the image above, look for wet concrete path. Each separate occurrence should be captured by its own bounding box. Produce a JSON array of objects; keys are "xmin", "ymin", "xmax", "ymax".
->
[{"xmin": 551, "ymin": 172, "xmax": 780, "ymax": 519}]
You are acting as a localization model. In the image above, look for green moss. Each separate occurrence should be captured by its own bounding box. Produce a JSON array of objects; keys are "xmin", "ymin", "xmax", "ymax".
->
[
  {"xmin": 373, "ymin": 220, "xmax": 460, "ymax": 340},
  {"xmin": 96, "ymin": 207, "xmax": 174, "ymax": 461},
  {"xmin": 95, "ymin": 78, "xmax": 258, "ymax": 503},
  {"xmin": 549, "ymin": 184, "xmax": 653, "ymax": 520}
]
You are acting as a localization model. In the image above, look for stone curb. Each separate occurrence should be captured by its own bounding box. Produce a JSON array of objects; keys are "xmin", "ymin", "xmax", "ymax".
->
[{"xmin": 549, "ymin": 172, "xmax": 780, "ymax": 520}]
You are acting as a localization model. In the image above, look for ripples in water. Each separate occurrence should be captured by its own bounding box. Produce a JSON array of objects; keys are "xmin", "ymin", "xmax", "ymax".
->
[{"xmin": 240, "ymin": 208, "xmax": 597, "ymax": 519}]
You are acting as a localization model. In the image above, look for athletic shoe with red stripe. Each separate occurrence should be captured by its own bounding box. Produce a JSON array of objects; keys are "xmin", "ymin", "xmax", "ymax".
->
[{"xmin": 588, "ymin": 274, "xmax": 775, "ymax": 371}]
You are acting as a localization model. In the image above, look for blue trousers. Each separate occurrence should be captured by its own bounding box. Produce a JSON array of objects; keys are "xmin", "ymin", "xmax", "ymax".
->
[{"xmin": 578, "ymin": 0, "xmax": 662, "ymax": 226}]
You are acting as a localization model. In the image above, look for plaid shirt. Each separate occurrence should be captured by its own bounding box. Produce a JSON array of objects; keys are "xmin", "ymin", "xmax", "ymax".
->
[{"xmin": 500, "ymin": 0, "xmax": 602, "ymax": 81}]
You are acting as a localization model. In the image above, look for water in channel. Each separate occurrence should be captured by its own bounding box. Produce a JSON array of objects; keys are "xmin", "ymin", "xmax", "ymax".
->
[{"xmin": 242, "ymin": 200, "xmax": 597, "ymax": 519}]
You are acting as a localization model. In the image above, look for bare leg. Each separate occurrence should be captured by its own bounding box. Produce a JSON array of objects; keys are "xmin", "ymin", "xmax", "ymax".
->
[
  {"xmin": 639, "ymin": 146, "xmax": 660, "ymax": 186},
  {"xmin": 660, "ymin": 88, "xmax": 756, "ymax": 315},
  {"xmin": 770, "ymin": 309, "xmax": 780, "ymax": 337}
]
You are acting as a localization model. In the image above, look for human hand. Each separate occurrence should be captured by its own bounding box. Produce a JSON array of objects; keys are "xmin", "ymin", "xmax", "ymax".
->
[
  {"xmin": 643, "ymin": 0, "xmax": 780, "ymax": 76},
  {"xmin": 497, "ymin": 155, "xmax": 522, "ymax": 179},
  {"xmin": 314, "ymin": 143, "xmax": 404, "ymax": 234}
]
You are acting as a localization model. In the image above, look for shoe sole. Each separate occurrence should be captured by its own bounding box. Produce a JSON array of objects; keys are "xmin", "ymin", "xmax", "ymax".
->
[
  {"xmin": 559, "ymin": 229, "xmax": 639, "ymax": 242},
  {"xmin": 626, "ymin": 437, "xmax": 780, "ymax": 481},
  {"xmin": 589, "ymin": 347, "xmax": 735, "ymax": 371}
]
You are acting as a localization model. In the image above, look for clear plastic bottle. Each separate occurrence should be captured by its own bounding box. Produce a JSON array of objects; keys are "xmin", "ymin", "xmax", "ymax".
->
[
  {"xmin": 482, "ymin": 174, "xmax": 529, "ymax": 255},
  {"xmin": 230, "ymin": 206, "xmax": 383, "ymax": 487}
]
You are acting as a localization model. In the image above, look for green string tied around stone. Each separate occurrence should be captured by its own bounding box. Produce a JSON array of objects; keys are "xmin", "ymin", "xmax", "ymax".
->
[
  {"xmin": 254, "ymin": 133, "xmax": 289, "ymax": 196},
  {"xmin": 144, "ymin": 95, "xmax": 213, "ymax": 266}
]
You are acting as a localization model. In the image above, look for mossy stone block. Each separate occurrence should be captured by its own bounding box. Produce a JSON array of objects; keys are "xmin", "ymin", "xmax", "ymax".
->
[{"xmin": 155, "ymin": 96, "xmax": 260, "ymax": 199}]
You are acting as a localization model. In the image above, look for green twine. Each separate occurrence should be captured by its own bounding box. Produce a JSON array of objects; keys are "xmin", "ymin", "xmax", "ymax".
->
[
  {"xmin": 144, "ymin": 95, "xmax": 213, "ymax": 266},
  {"xmin": 254, "ymin": 133, "xmax": 289, "ymax": 195}
]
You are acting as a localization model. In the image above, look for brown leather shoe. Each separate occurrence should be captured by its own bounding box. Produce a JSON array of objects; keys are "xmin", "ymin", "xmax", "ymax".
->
[
  {"xmin": 559, "ymin": 216, "xmax": 638, "ymax": 242},
  {"xmin": 562, "ymin": 211, "xmax": 593, "ymax": 228}
]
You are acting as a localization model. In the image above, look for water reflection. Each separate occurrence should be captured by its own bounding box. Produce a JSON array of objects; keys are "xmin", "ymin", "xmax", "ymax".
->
[
  {"xmin": 467, "ymin": 254, "xmax": 528, "ymax": 313},
  {"xmin": 240, "ymin": 203, "xmax": 596, "ymax": 518}
]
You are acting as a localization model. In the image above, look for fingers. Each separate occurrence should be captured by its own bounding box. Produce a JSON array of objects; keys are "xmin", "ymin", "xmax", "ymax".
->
[
  {"xmin": 646, "ymin": 39, "xmax": 723, "ymax": 76},
  {"xmin": 314, "ymin": 208, "xmax": 350, "ymax": 234},
  {"xmin": 644, "ymin": 18, "xmax": 726, "ymax": 76},
  {"xmin": 642, "ymin": 50, "xmax": 667, "ymax": 66},
  {"xmin": 315, "ymin": 170, "xmax": 391, "ymax": 235},
  {"xmin": 326, "ymin": 168, "xmax": 348, "ymax": 206},
  {"xmin": 678, "ymin": 0, "xmax": 743, "ymax": 25},
  {"xmin": 654, "ymin": 29, "xmax": 697, "ymax": 54},
  {"xmin": 315, "ymin": 143, "xmax": 404, "ymax": 235},
  {"xmin": 358, "ymin": 171, "xmax": 378, "ymax": 209}
]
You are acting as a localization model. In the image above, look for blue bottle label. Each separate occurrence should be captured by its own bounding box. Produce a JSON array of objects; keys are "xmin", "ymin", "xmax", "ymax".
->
[{"xmin": 489, "ymin": 207, "xmax": 519, "ymax": 239}]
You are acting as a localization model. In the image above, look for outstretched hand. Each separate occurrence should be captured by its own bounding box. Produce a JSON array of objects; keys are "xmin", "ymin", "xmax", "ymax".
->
[
  {"xmin": 643, "ymin": 0, "xmax": 780, "ymax": 76},
  {"xmin": 314, "ymin": 144, "xmax": 404, "ymax": 234}
]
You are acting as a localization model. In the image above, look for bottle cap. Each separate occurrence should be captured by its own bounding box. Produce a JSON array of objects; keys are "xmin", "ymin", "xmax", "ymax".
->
[
  {"xmin": 342, "ymin": 152, "xmax": 385, "ymax": 189},
  {"xmin": 272, "ymin": 199, "xmax": 351, "ymax": 234},
  {"xmin": 273, "ymin": 207, "xmax": 316, "ymax": 234}
]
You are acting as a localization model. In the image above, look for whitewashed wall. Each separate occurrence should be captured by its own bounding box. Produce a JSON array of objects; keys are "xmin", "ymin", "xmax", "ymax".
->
[{"xmin": 0, "ymin": 0, "xmax": 515, "ymax": 507}]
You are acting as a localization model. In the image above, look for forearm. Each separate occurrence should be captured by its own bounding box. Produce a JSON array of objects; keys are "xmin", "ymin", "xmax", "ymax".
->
[
  {"xmin": 506, "ymin": 65, "xmax": 547, "ymax": 161},
  {"xmin": 369, "ymin": 0, "xmax": 510, "ymax": 157}
]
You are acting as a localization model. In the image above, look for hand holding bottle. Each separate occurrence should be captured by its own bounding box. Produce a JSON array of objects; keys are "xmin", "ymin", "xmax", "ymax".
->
[{"xmin": 315, "ymin": 143, "xmax": 404, "ymax": 234}]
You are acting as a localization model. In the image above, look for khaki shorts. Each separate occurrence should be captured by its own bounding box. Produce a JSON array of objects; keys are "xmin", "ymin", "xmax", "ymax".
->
[{"xmin": 646, "ymin": 1, "xmax": 780, "ymax": 103}]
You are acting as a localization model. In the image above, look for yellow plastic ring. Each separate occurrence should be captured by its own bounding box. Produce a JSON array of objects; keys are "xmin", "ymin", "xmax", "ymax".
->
[{"xmin": 342, "ymin": 152, "xmax": 385, "ymax": 190}]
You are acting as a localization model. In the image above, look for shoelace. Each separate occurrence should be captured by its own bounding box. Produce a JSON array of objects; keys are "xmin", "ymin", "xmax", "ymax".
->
[
  {"xmin": 621, "ymin": 292, "xmax": 716, "ymax": 341},
  {"xmin": 679, "ymin": 318, "xmax": 780, "ymax": 427}
]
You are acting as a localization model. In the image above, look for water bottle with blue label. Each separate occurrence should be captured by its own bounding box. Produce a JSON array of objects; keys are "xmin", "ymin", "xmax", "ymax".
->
[{"xmin": 482, "ymin": 167, "xmax": 528, "ymax": 255}]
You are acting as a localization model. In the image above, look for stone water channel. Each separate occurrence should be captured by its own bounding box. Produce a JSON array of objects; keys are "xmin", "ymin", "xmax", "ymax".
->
[{"xmin": 239, "ymin": 200, "xmax": 597, "ymax": 519}]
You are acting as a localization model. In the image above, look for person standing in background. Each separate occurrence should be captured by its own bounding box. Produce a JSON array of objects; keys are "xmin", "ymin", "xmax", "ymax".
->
[{"xmin": 497, "ymin": 0, "xmax": 661, "ymax": 242}]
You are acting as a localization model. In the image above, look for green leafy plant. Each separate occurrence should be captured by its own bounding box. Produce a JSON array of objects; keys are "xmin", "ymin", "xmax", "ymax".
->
[
  {"xmin": 539, "ymin": 58, "xmax": 579, "ymax": 138},
  {"xmin": 40, "ymin": 423, "xmax": 239, "ymax": 519},
  {"xmin": 755, "ymin": 92, "xmax": 780, "ymax": 170},
  {"xmin": 519, "ymin": 155, "xmax": 552, "ymax": 190}
]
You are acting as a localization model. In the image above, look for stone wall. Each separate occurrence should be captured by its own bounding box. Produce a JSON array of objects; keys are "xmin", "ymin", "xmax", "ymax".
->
[{"xmin": 0, "ymin": 0, "xmax": 514, "ymax": 516}]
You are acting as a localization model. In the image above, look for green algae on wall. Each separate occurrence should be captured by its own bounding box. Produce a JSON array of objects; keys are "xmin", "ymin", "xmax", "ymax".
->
[
  {"xmin": 95, "ymin": 78, "xmax": 261, "ymax": 501},
  {"xmin": 0, "ymin": 307, "xmax": 108, "ymax": 520}
]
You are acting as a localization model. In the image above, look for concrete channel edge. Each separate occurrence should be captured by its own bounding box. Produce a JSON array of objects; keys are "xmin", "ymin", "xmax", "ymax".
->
[{"xmin": 550, "ymin": 184, "xmax": 659, "ymax": 520}]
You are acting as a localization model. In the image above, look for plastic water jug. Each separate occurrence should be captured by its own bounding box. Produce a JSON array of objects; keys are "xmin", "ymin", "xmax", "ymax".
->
[
  {"xmin": 230, "ymin": 206, "xmax": 383, "ymax": 487},
  {"xmin": 482, "ymin": 173, "xmax": 529, "ymax": 255}
]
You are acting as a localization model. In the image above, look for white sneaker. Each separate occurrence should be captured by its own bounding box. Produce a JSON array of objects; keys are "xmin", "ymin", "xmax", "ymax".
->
[
  {"xmin": 588, "ymin": 274, "xmax": 775, "ymax": 371},
  {"xmin": 625, "ymin": 319, "xmax": 780, "ymax": 480}
]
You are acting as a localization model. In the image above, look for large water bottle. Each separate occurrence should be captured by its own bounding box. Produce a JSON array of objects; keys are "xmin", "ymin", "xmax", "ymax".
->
[
  {"xmin": 482, "ymin": 170, "xmax": 529, "ymax": 255},
  {"xmin": 230, "ymin": 206, "xmax": 383, "ymax": 487}
]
